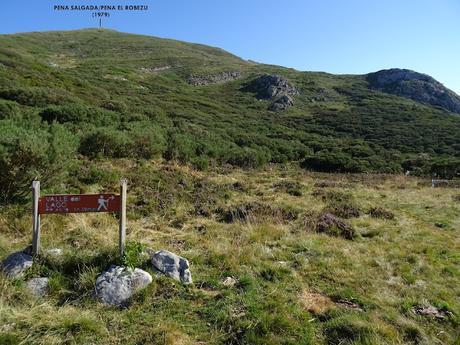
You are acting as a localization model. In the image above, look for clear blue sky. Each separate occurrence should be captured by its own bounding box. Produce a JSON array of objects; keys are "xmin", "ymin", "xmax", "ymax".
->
[{"xmin": 1, "ymin": 0, "xmax": 459, "ymax": 94}]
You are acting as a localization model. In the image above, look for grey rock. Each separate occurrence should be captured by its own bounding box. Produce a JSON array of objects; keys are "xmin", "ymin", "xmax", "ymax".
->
[
  {"xmin": 46, "ymin": 248, "xmax": 63, "ymax": 256},
  {"xmin": 244, "ymin": 74, "xmax": 299, "ymax": 100},
  {"xmin": 1, "ymin": 252, "xmax": 33, "ymax": 279},
  {"xmin": 222, "ymin": 276, "xmax": 237, "ymax": 287},
  {"xmin": 412, "ymin": 303, "xmax": 453, "ymax": 320},
  {"xmin": 367, "ymin": 69, "xmax": 460, "ymax": 114},
  {"xmin": 243, "ymin": 74, "xmax": 299, "ymax": 111},
  {"xmin": 26, "ymin": 277, "xmax": 49, "ymax": 297},
  {"xmin": 95, "ymin": 265, "xmax": 152, "ymax": 306},
  {"xmin": 151, "ymin": 250, "xmax": 192, "ymax": 284},
  {"xmin": 187, "ymin": 71, "xmax": 242, "ymax": 86},
  {"xmin": 269, "ymin": 95, "xmax": 294, "ymax": 112}
]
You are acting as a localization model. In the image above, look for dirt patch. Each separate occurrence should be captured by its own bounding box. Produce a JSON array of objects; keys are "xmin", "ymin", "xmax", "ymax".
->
[
  {"xmin": 367, "ymin": 207, "xmax": 395, "ymax": 220},
  {"xmin": 299, "ymin": 291, "xmax": 334, "ymax": 314},
  {"xmin": 316, "ymin": 213, "xmax": 355, "ymax": 240},
  {"xmin": 299, "ymin": 290, "xmax": 363, "ymax": 315}
]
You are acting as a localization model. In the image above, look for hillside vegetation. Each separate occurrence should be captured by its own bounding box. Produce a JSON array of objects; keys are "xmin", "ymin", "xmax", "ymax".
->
[{"xmin": 0, "ymin": 29, "xmax": 460, "ymax": 203}]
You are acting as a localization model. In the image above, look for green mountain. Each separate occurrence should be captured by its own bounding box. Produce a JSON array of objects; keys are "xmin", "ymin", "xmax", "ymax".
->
[{"xmin": 1, "ymin": 29, "xmax": 460, "ymax": 192}]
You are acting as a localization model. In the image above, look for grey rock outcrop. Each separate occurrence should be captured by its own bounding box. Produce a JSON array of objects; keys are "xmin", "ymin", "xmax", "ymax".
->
[
  {"xmin": 151, "ymin": 250, "xmax": 192, "ymax": 284},
  {"xmin": 243, "ymin": 74, "xmax": 299, "ymax": 111},
  {"xmin": 1, "ymin": 252, "xmax": 33, "ymax": 279},
  {"xmin": 26, "ymin": 277, "xmax": 49, "ymax": 297},
  {"xmin": 187, "ymin": 71, "xmax": 242, "ymax": 86},
  {"xmin": 269, "ymin": 95, "xmax": 294, "ymax": 111},
  {"xmin": 95, "ymin": 265, "xmax": 152, "ymax": 306},
  {"xmin": 367, "ymin": 69, "xmax": 460, "ymax": 114}
]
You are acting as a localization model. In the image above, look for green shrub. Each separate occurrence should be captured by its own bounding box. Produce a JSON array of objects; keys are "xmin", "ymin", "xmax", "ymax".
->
[
  {"xmin": 121, "ymin": 241, "xmax": 147, "ymax": 269},
  {"xmin": 40, "ymin": 104, "xmax": 119, "ymax": 126},
  {"xmin": 0, "ymin": 121, "xmax": 78, "ymax": 203},
  {"xmin": 0, "ymin": 99, "xmax": 20, "ymax": 120},
  {"xmin": 79, "ymin": 128, "xmax": 131, "ymax": 158}
]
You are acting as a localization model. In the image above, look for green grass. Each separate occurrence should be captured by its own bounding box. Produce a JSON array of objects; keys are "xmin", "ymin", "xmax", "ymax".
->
[{"xmin": 1, "ymin": 161, "xmax": 459, "ymax": 344}]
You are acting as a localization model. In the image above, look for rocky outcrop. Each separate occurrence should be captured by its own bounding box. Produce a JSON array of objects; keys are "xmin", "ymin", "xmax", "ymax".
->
[
  {"xmin": 269, "ymin": 95, "xmax": 294, "ymax": 111},
  {"xmin": 95, "ymin": 265, "xmax": 152, "ymax": 306},
  {"xmin": 367, "ymin": 69, "xmax": 460, "ymax": 114},
  {"xmin": 1, "ymin": 251, "xmax": 33, "ymax": 279},
  {"xmin": 187, "ymin": 71, "xmax": 241, "ymax": 86},
  {"xmin": 243, "ymin": 74, "xmax": 299, "ymax": 111},
  {"xmin": 151, "ymin": 250, "xmax": 192, "ymax": 284}
]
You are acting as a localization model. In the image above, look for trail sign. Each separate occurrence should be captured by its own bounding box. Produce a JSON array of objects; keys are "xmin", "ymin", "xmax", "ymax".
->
[
  {"xmin": 31, "ymin": 180, "xmax": 128, "ymax": 257},
  {"xmin": 38, "ymin": 194, "xmax": 120, "ymax": 214}
]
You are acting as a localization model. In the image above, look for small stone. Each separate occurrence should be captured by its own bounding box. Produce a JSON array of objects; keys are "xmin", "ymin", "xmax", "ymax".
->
[
  {"xmin": 151, "ymin": 250, "xmax": 193, "ymax": 284},
  {"xmin": 1, "ymin": 252, "xmax": 33, "ymax": 279},
  {"xmin": 46, "ymin": 248, "xmax": 63, "ymax": 256},
  {"xmin": 222, "ymin": 276, "xmax": 237, "ymax": 287},
  {"xmin": 95, "ymin": 265, "xmax": 152, "ymax": 306},
  {"xmin": 26, "ymin": 277, "xmax": 49, "ymax": 297}
]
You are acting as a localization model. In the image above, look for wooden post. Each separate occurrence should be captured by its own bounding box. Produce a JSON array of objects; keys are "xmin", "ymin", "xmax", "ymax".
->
[
  {"xmin": 119, "ymin": 179, "xmax": 127, "ymax": 257},
  {"xmin": 32, "ymin": 181, "xmax": 40, "ymax": 256}
]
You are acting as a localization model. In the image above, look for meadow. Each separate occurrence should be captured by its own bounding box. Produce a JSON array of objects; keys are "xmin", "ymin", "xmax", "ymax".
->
[{"xmin": 1, "ymin": 161, "xmax": 459, "ymax": 344}]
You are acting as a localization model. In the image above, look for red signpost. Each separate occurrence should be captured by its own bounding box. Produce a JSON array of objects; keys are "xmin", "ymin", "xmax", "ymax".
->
[
  {"xmin": 38, "ymin": 194, "xmax": 120, "ymax": 214},
  {"xmin": 31, "ymin": 180, "xmax": 127, "ymax": 256}
]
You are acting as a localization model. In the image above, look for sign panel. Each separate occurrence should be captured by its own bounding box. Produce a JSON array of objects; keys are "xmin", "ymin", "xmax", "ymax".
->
[{"xmin": 38, "ymin": 194, "xmax": 120, "ymax": 214}]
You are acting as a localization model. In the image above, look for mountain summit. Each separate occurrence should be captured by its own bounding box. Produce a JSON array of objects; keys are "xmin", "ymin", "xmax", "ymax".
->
[{"xmin": 367, "ymin": 68, "xmax": 460, "ymax": 114}]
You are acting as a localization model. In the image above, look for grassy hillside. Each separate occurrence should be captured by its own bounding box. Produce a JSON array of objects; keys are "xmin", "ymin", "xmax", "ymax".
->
[
  {"xmin": 1, "ymin": 162, "xmax": 459, "ymax": 344},
  {"xmin": 0, "ymin": 29, "xmax": 460, "ymax": 195}
]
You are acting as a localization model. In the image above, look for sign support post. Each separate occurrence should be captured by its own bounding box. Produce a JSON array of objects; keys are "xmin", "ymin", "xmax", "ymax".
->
[
  {"xmin": 32, "ymin": 181, "xmax": 41, "ymax": 256},
  {"xmin": 119, "ymin": 179, "xmax": 127, "ymax": 257}
]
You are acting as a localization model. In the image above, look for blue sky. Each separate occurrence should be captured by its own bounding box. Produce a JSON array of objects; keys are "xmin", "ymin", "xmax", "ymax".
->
[{"xmin": 1, "ymin": 0, "xmax": 459, "ymax": 94}]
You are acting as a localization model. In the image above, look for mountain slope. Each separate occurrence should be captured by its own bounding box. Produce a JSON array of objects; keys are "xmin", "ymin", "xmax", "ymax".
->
[{"xmin": 0, "ymin": 29, "xmax": 460, "ymax": 178}]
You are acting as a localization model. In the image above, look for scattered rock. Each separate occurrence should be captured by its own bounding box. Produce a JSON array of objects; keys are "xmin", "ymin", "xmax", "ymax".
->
[
  {"xmin": 1, "ymin": 251, "xmax": 33, "ymax": 279},
  {"xmin": 222, "ymin": 276, "xmax": 237, "ymax": 287},
  {"xmin": 187, "ymin": 71, "xmax": 241, "ymax": 86},
  {"xmin": 334, "ymin": 299, "xmax": 363, "ymax": 311},
  {"xmin": 151, "ymin": 250, "xmax": 193, "ymax": 284},
  {"xmin": 412, "ymin": 304, "xmax": 452, "ymax": 320},
  {"xmin": 140, "ymin": 65, "xmax": 172, "ymax": 73},
  {"xmin": 45, "ymin": 248, "xmax": 63, "ymax": 256},
  {"xmin": 367, "ymin": 68, "xmax": 460, "ymax": 114},
  {"xmin": 26, "ymin": 277, "xmax": 49, "ymax": 297},
  {"xmin": 315, "ymin": 213, "xmax": 355, "ymax": 240},
  {"xmin": 95, "ymin": 265, "xmax": 152, "ymax": 306},
  {"xmin": 434, "ymin": 222, "xmax": 447, "ymax": 229}
]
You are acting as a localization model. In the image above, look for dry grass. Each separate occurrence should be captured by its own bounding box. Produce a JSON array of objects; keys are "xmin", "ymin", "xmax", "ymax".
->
[{"xmin": 0, "ymin": 162, "xmax": 459, "ymax": 344}]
